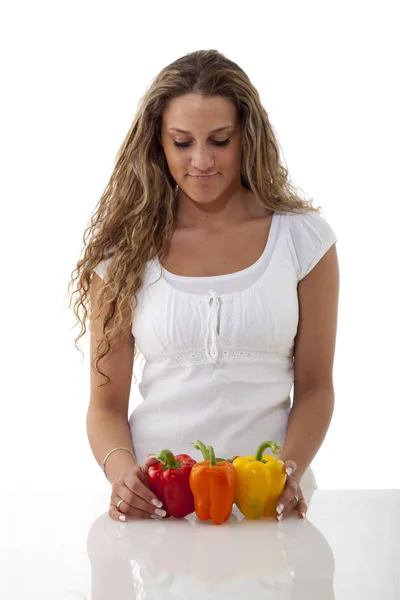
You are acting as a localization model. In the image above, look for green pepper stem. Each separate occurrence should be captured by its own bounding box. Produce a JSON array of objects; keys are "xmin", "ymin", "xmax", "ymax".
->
[
  {"xmin": 193, "ymin": 440, "xmax": 210, "ymax": 461},
  {"xmin": 254, "ymin": 440, "xmax": 282, "ymax": 462},
  {"xmin": 156, "ymin": 449, "xmax": 182, "ymax": 469},
  {"xmin": 207, "ymin": 445, "xmax": 217, "ymax": 467}
]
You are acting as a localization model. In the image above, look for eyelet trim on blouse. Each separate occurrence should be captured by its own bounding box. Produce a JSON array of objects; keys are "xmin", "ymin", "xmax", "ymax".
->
[{"xmin": 145, "ymin": 346, "xmax": 293, "ymax": 368}]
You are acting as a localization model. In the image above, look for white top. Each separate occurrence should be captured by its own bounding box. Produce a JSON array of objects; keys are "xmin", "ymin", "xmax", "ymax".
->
[{"xmin": 93, "ymin": 209, "xmax": 337, "ymax": 485}]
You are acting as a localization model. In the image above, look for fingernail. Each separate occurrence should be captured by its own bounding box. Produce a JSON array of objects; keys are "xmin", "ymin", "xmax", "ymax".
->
[
  {"xmin": 301, "ymin": 512, "xmax": 306, "ymax": 519},
  {"xmin": 151, "ymin": 498, "xmax": 163, "ymax": 508},
  {"xmin": 277, "ymin": 514, "xmax": 283, "ymax": 522},
  {"xmin": 276, "ymin": 503, "xmax": 284, "ymax": 515},
  {"xmin": 119, "ymin": 515, "xmax": 126, "ymax": 522},
  {"xmin": 148, "ymin": 454, "xmax": 157, "ymax": 459},
  {"xmin": 285, "ymin": 467, "xmax": 293, "ymax": 476},
  {"xmin": 154, "ymin": 508, "xmax": 167, "ymax": 517}
]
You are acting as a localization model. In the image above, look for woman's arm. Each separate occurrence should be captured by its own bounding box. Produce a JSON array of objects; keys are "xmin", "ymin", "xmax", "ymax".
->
[
  {"xmin": 86, "ymin": 407, "xmax": 137, "ymax": 484},
  {"xmin": 279, "ymin": 387, "xmax": 335, "ymax": 481},
  {"xmin": 280, "ymin": 243, "xmax": 339, "ymax": 480},
  {"xmin": 86, "ymin": 272, "xmax": 137, "ymax": 484}
]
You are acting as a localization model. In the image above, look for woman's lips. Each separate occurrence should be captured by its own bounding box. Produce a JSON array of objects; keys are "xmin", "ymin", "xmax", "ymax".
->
[{"xmin": 189, "ymin": 173, "xmax": 218, "ymax": 180}]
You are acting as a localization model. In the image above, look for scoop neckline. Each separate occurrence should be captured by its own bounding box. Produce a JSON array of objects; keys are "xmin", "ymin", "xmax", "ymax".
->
[{"xmin": 157, "ymin": 211, "xmax": 278, "ymax": 283}]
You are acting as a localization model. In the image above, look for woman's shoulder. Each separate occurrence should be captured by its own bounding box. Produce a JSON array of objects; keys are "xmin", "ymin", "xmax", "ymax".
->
[
  {"xmin": 279, "ymin": 208, "xmax": 336, "ymax": 240},
  {"xmin": 278, "ymin": 209, "xmax": 338, "ymax": 281}
]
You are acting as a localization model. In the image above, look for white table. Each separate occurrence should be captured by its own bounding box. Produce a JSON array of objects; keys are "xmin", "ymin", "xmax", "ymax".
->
[{"xmin": 1, "ymin": 490, "xmax": 399, "ymax": 599}]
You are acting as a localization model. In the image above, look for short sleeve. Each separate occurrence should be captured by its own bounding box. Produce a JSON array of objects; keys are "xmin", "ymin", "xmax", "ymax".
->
[
  {"xmin": 92, "ymin": 256, "xmax": 111, "ymax": 281},
  {"xmin": 290, "ymin": 210, "xmax": 337, "ymax": 281}
]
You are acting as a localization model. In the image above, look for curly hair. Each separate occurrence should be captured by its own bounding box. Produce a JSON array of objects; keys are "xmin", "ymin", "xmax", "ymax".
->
[{"xmin": 67, "ymin": 49, "xmax": 321, "ymax": 387}]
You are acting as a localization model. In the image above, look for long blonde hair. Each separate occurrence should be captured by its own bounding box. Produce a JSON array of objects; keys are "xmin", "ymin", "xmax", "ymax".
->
[{"xmin": 67, "ymin": 49, "xmax": 321, "ymax": 386}]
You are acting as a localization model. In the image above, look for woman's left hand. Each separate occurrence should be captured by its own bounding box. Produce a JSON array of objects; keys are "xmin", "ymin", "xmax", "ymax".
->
[{"xmin": 275, "ymin": 460, "xmax": 307, "ymax": 521}]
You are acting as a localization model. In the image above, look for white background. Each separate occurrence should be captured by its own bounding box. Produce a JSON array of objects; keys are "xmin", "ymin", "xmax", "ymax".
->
[{"xmin": 2, "ymin": 0, "xmax": 399, "ymax": 494}]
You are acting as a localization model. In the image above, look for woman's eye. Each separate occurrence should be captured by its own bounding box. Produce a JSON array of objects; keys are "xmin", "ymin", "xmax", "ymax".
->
[{"xmin": 173, "ymin": 139, "xmax": 231, "ymax": 149}]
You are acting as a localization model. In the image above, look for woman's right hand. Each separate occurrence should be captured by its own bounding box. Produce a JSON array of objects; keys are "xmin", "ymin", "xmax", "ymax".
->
[{"xmin": 108, "ymin": 454, "xmax": 166, "ymax": 521}]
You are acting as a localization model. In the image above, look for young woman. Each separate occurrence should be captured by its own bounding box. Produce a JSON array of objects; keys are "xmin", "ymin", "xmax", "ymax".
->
[{"xmin": 69, "ymin": 49, "xmax": 339, "ymax": 523}]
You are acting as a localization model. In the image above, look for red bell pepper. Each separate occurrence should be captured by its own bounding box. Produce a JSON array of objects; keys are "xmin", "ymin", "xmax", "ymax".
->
[{"xmin": 147, "ymin": 449, "xmax": 196, "ymax": 518}]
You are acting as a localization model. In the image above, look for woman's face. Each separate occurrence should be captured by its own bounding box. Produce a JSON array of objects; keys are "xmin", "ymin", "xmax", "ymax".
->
[{"xmin": 160, "ymin": 93, "xmax": 243, "ymax": 204}]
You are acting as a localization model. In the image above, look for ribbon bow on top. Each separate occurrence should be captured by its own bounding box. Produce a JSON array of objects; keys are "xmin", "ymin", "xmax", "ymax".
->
[{"xmin": 205, "ymin": 290, "xmax": 223, "ymax": 365}]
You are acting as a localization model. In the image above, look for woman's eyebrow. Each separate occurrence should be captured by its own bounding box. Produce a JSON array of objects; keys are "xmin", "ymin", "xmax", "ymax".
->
[{"xmin": 168, "ymin": 126, "xmax": 234, "ymax": 134}]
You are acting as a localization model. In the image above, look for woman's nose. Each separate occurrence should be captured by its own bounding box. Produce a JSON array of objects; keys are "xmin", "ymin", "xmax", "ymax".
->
[{"xmin": 190, "ymin": 147, "xmax": 215, "ymax": 170}]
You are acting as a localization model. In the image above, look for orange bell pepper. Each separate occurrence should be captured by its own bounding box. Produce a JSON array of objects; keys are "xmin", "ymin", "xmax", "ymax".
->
[{"xmin": 190, "ymin": 440, "xmax": 237, "ymax": 525}]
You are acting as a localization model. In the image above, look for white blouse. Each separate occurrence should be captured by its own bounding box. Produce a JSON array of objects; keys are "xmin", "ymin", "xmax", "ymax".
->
[{"xmin": 93, "ymin": 209, "xmax": 337, "ymax": 491}]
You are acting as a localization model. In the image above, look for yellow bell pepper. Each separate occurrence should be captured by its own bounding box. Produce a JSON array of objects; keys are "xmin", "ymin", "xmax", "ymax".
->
[{"xmin": 233, "ymin": 440, "xmax": 286, "ymax": 519}]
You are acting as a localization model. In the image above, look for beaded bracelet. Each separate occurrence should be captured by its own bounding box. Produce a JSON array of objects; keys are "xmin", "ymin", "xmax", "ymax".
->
[{"xmin": 101, "ymin": 447, "xmax": 135, "ymax": 483}]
